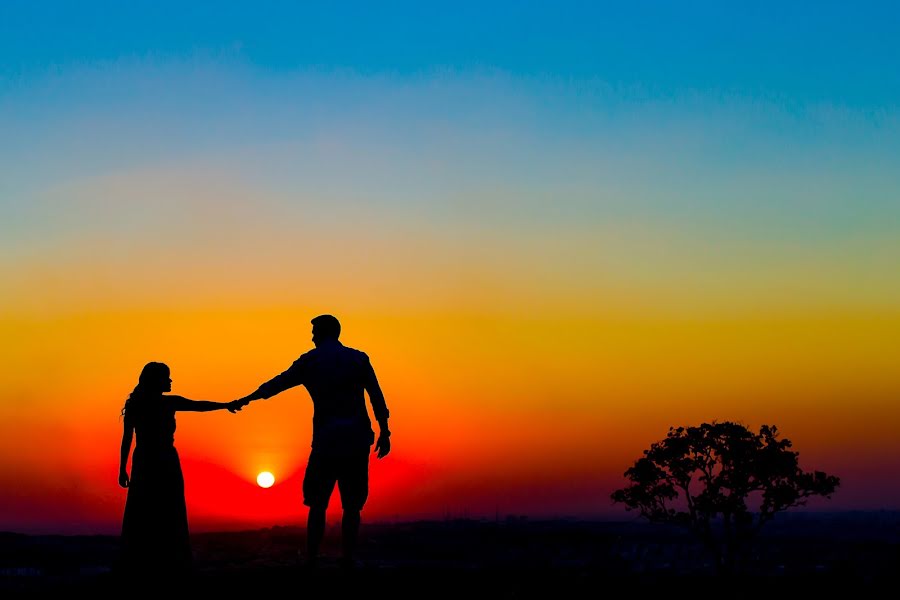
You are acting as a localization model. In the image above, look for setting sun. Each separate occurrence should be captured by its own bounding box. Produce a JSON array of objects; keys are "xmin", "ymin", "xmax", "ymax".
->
[{"xmin": 256, "ymin": 472, "xmax": 275, "ymax": 489}]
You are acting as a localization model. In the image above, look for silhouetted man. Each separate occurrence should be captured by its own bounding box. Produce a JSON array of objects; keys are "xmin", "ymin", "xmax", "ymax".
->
[{"xmin": 237, "ymin": 314, "xmax": 391, "ymax": 566}]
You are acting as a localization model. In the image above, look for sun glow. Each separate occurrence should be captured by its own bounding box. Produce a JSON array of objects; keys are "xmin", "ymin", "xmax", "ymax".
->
[{"xmin": 256, "ymin": 471, "xmax": 275, "ymax": 488}]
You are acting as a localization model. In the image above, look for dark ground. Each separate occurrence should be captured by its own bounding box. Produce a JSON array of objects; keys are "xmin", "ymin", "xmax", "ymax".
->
[{"xmin": 2, "ymin": 512, "xmax": 898, "ymax": 597}]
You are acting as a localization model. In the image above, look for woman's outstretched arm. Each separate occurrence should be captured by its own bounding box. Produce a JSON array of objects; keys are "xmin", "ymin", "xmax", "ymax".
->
[
  {"xmin": 166, "ymin": 395, "xmax": 243, "ymax": 413},
  {"xmin": 119, "ymin": 419, "xmax": 134, "ymax": 488}
]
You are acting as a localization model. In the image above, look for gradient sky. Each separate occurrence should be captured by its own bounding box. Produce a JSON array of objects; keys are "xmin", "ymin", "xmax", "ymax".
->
[{"xmin": 2, "ymin": 1, "xmax": 899, "ymax": 534}]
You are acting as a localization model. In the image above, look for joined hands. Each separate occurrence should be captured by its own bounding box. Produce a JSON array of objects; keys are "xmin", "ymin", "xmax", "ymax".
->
[{"xmin": 227, "ymin": 396, "xmax": 255, "ymax": 413}]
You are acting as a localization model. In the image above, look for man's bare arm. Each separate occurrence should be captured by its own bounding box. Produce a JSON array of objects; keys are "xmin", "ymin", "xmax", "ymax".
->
[
  {"xmin": 238, "ymin": 358, "xmax": 306, "ymax": 405},
  {"xmin": 364, "ymin": 355, "xmax": 391, "ymax": 458}
]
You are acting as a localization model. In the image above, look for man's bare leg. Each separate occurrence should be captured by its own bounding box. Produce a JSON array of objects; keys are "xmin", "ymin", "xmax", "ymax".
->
[
  {"xmin": 306, "ymin": 505, "xmax": 326, "ymax": 564},
  {"xmin": 341, "ymin": 509, "xmax": 361, "ymax": 564}
]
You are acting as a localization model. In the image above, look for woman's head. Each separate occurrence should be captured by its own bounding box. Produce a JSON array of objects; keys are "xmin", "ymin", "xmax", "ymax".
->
[
  {"xmin": 122, "ymin": 362, "xmax": 171, "ymax": 416},
  {"xmin": 137, "ymin": 362, "xmax": 172, "ymax": 393}
]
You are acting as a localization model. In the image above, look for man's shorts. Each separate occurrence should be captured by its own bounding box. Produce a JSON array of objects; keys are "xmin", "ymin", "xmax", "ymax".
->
[{"xmin": 303, "ymin": 445, "xmax": 371, "ymax": 511}]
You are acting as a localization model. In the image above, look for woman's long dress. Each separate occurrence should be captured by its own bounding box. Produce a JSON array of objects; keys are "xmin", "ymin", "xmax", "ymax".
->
[{"xmin": 120, "ymin": 398, "xmax": 192, "ymax": 574}]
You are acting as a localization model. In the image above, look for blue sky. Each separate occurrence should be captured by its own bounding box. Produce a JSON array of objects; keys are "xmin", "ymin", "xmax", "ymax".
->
[
  {"xmin": 2, "ymin": 0, "xmax": 898, "ymax": 310},
  {"xmin": 3, "ymin": 1, "xmax": 899, "ymax": 107}
]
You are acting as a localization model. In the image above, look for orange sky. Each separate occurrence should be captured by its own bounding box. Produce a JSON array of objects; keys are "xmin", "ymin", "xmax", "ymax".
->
[{"xmin": 2, "ymin": 294, "xmax": 898, "ymax": 533}]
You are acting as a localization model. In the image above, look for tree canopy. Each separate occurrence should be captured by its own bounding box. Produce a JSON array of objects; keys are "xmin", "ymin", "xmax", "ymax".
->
[{"xmin": 612, "ymin": 422, "xmax": 839, "ymax": 571}]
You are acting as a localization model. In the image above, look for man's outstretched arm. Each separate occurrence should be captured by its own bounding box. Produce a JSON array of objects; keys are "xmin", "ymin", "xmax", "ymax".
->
[{"xmin": 239, "ymin": 357, "xmax": 305, "ymax": 405}]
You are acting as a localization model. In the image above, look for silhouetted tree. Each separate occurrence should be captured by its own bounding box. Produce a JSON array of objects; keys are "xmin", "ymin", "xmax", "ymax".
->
[{"xmin": 611, "ymin": 422, "xmax": 839, "ymax": 573}]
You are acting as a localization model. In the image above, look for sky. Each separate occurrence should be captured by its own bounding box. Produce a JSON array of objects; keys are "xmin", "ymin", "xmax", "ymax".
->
[{"xmin": 1, "ymin": 1, "xmax": 899, "ymax": 534}]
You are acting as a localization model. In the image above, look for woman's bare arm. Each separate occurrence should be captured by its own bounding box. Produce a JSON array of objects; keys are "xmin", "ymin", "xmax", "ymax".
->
[
  {"xmin": 119, "ymin": 420, "xmax": 133, "ymax": 488},
  {"xmin": 166, "ymin": 395, "xmax": 243, "ymax": 413}
]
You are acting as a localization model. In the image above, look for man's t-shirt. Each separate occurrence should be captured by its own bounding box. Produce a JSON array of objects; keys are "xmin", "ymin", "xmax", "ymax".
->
[{"xmin": 254, "ymin": 340, "xmax": 389, "ymax": 450}]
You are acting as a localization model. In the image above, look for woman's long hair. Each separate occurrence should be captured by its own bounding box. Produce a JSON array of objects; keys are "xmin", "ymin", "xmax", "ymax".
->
[{"xmin": 121, "ymin": 362, "xmax": 170, "ymax": 418}]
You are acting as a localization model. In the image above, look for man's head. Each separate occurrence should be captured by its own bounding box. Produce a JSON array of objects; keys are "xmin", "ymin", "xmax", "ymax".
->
[{"xmin": 311, "ymin": 314, "xmax": 341, "ymax": 346}]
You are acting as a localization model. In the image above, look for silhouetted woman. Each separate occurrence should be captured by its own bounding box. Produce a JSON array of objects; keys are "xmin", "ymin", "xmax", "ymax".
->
[{"xmin": 117, "ymin": 362, "xmax": 241, "ymax": 577}]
